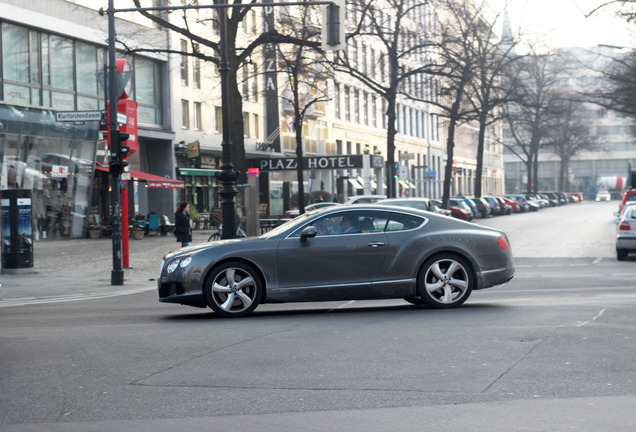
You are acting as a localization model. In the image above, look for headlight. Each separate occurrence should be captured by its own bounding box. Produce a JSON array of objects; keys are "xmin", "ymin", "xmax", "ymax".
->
[
  {"xmin": 166, "ymin": 260, "xmax": 180, "ymax": 273},
  {"xmin": 180, "ymin": 257, "xmax": 192, "ymax": 268}
]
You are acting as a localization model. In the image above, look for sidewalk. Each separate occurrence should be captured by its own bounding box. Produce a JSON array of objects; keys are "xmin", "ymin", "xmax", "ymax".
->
[{"xmin": 0, "ymin": 230, "xmax": 213, "ymax": 306}]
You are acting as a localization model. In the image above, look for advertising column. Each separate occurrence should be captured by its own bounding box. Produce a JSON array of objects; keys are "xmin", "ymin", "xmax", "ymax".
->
[{"xmin": 1, "ymin": 189, "xmax": 34, "ymax": 273}]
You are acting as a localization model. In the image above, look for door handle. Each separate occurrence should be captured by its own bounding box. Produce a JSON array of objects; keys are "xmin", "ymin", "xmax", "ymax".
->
[{"xmin": 368, "ymin": 241, "xmax": 385, "ymax": 247}]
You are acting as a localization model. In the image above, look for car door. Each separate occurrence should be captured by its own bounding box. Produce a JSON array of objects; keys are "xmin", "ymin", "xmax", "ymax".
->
[{"xmin": 276, "ymin": 209, "xmax": 389, "ymax": 300}]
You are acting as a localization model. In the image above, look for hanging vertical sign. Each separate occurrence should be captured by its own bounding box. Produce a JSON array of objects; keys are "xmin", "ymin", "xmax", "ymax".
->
[{"xmin": 263, "ymin": 4, "xmax": 281, "ymax": 152}]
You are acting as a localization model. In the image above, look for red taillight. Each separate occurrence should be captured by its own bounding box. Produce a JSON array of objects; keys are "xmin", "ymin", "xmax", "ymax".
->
[
  {"xmin": 619, "ymin": 221, "xmax": 631, "ymax": 231},
  {"xmin": 497, "ymin": 236, "xmax": 511, "ymax": 250}
]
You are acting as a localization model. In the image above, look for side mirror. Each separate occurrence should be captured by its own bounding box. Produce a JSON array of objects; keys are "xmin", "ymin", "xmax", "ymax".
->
[{"xmin": 300, "ymin": 226, "xmax": 317, "ymax": 242}]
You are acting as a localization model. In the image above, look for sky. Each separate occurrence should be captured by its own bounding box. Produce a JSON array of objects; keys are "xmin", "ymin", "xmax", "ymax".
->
[{"xmin": 491, "ymin": 0, "xmax": 636, "ymax": 49}]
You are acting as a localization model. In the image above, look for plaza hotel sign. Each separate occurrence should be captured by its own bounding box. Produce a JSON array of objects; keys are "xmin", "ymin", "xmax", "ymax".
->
[{"xmin": 255, "ymin": 155, "xmax": 365, "ymax": 171}]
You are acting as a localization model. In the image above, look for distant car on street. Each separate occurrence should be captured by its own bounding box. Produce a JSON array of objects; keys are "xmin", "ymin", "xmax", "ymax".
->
[
  {"xmin": 596, "ymin": 190, "xmax": 611, "ymax": 202},
  {"xmin": 158, "ymin": 204, "xmax": 515, "ymax": 317}
]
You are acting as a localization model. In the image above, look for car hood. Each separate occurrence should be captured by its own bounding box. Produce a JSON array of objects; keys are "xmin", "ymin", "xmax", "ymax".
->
[{"xmin": 162, "ymin": 238, "xmax": 245, "ymax": 260}]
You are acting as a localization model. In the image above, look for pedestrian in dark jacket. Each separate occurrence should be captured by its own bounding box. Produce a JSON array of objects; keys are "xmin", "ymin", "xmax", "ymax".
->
[{"xmin": 174, "ymin": 201, "xmax": 192, "ymax": 247}]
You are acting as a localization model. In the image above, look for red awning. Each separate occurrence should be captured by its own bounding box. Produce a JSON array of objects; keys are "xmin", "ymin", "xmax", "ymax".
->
[{"xmin": 95, "ymin": 165, "xmax": 184, "ymax": 189}]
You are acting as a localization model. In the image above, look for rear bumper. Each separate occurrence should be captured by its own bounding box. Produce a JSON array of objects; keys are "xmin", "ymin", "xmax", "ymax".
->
[{"xmin": 617, "ymin": 236, "xmax": 636, "ymax": 250}]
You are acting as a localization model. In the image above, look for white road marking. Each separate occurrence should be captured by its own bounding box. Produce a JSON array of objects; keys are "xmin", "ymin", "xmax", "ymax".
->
[
  {"xmin": 0, "ymin": 287, "xmax": 155, "ymax": 308},
  {"xmin": 577, "ymin": 308, "xmax": 606, "ymax": 327}
]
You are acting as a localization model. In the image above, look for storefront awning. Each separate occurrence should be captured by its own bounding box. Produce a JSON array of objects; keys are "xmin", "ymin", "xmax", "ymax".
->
[
  {"xmin": 96, "ymin": 166, "xmax": 184, "ymax": 189},
  {"xmin": 398, "ymin": 180, "xmax": 410, "ymax": 189},
  {"xmin": 348, "ymin": 178, "xmax": 363, "ymax": 190},
  {"xmin": 177, "ymin": 168, "xmax": 221, "ymax": 176}
]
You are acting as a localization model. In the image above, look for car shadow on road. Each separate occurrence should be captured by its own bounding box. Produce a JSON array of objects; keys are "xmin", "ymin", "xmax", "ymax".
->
[{"xmin": 158, "ymin": 301, "xmax": 509, "ymax": 321}]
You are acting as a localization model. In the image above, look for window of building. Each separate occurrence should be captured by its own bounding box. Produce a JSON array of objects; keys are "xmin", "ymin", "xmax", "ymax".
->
[
  {"xmin": 243, "ymin": 111, "xmax": 250, "ymax": 137},
  {"xmin": 181, "ymin": 99, "xmax": 189, "ymax": 128},
  {"xmin": 253, "ymin": 113, "xmax": 260, "ymax": 139},
  {"xmin": 215, "ymin": 106, "xmax": 222, "ymax": 133},
  {"xmin": 354, "ymin": 89, "xmax": 360, "ymax": 124},
  {"xmin": 345, "ymin": 85, "xmax": 351, "ymax": 122},
  {"xmin": 334, "ymin": 82, "xmax": 341, "ymax": 119},
  {"xmin": 193, "ymin": 44, "xmax": 201, "ymax": 88},
  {"xmin": 134, "ymin": 57, "xmax": 162, "ymax": 126},
  {"xmin": 193, "ymin": 102, "xmax": 202, "ymax": 130},
  {"xmin": 251, "ymin": 64, "xmax": 258, "ymax": 101},
  {"xmin": 1, "ymin": 21, "xmax": 163, "ymax": 126},
  {"xmin": 180, "ymin": 39, "xmax": 189, "ymax": 85}
]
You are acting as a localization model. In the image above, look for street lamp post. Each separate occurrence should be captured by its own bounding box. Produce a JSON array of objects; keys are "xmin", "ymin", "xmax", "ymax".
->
[
  {"xmin": 217, "ymin": 0, "xmax": 238, "ymax": 239},
  {"xmin": 107, "ymin": 0, "xmax": 124, "ymax": 286}
]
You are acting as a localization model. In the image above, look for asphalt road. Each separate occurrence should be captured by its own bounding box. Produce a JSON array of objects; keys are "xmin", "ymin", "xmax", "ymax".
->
[{"xmin": 1, "ymin": 200, "xmax": 635, "ymax": 432}]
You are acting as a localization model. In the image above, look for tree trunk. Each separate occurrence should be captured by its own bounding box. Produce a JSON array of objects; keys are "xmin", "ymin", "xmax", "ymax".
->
[{"xmin": 474, "ymin": 113, "xmax": 487, "ymax": 197}]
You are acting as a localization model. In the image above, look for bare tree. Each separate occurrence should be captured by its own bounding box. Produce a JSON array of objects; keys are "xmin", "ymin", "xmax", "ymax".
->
[
  {"xmin": 546, "ymin": 96, "xmax": 599, "ymax": 191},
  {"xmin": 463, "ymin": 2, "xmax": 520, "ymax": 198},
  {"xmin": 277, "ymin": 5, "xmax": 332, "ymax": 213},
  {"xmin": 128, "ymin": 0, "xmax": 319, "ymax": 183},
  {"xmin": 591, "ymin": 49, "xmax": 636, "ymax": 117},
  {"xmin": 502, "ymin": 50, "xmax": 570, "ymax": 195},
  {"xmin": 425, "ymin": 0, "xmax": 484, "ymax": 207},
  {"xmin": 333, "ymin": 0, "xmax": 433, "ymax": 198}
]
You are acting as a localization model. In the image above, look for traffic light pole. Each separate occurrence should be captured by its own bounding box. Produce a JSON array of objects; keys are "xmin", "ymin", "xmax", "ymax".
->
[{"xmin": 107, "ymin": 0, "xmax": 124, "ymax": 286}]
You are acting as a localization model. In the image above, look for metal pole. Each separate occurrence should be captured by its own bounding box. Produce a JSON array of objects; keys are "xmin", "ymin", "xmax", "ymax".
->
[
  {"xmin": 218, "ymin": 0, "xmax": 238, "ymax": 239},
  {"xmin": 107, "ymin": 0, "xmax": 124, "ymax": 285}
]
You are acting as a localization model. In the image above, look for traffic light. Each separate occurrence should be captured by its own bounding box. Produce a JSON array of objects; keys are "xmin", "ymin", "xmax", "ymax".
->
[
  {"xmin": 321, "ymin": 0, "xmax": 345, "ymax": 51},
  {"xmin": 109, "ymin": 131, "xmax": 130, "ymax": 176}
]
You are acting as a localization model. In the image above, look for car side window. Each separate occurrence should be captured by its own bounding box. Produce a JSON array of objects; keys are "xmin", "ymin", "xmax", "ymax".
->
[
  {"xmin": 289, "ymin": 210, "xmax": 389, "ymax": 237},
  {"xmin": 386, "ymin": 212, "xmax": 425, "ymax": 231}
]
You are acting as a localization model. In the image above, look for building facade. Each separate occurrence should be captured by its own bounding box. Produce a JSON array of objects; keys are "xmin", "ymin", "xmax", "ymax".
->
[{"xmin": 0, "ymin": 0, "xmax": 177, "ymax": 240}]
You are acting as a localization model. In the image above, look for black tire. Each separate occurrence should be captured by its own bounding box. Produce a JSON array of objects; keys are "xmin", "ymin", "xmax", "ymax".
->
[
  {"xmin": 417, "ymin": 254, "xmax": 474, "ymax": 309},
  {"xmin": 404, "ymin": 296, "xmax": 426, "ymax": 305},
  {"xmin": 617, "ymin": 248, "xmax": 628, "ymax": 261},
  {"xmin": 204, "ymin": 261, "xmax": 262, "ymax": 317}
]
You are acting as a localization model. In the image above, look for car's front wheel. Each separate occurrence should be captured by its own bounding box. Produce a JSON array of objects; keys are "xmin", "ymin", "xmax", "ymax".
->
[
  {"xmin": 417, "ymin": 254, "xmax": 474, "ymax": 308},
  {"xmin": 204, "ymin": 262, "xmax": 262, "ymax": 317}
]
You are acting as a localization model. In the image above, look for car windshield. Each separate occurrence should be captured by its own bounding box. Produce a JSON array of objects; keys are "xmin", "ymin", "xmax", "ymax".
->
[{"xmin": 261, "ymin": 211, "xmax": 317, "ymax": 238}]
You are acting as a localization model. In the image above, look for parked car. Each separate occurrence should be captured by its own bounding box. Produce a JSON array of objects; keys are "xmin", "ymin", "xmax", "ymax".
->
[
  {"xmin": 284, "ymin": 202, "xmax": 340, "ymax": 216},
  {"xmin": 430, "ymin": 200, "xmax": 453, "ymax": 217},
  {"xmin": 471, "ymin": 197, "xmax": 492, "ymax": 218},
  {"xmin": 483, "ymin": 196, "xmax": 502, "ymax": 216},
  {"xmin": 490, "ymin": 196, "xmax": 512, "ymax": 215},
  {"xmin": 379, "ymin": 198, "xmax": 452, "ymax": 217},
  {"xmin": 596, "ymin": 190, "xmax": 611, "ymax": 202},
  {"xmin": 342, "ymin": 195, "xmax": 387, "ymax": 205},
  {"xmin": 505, "ymin": 195, "xmax": 530, "ymax": 212},
  {"xmin": 539, "ymin": 193, "xmax": 559, "ymax": 207},
  {"xmin": 377, "ymin": 198, "xmax": 437, "ymax": 213},
  {"xmin": 615, "ymin": 203, "xmax": 636, "ymax": 260},
  {"xmin": 619, "ymin": 189, "xmax": 636, "ymax": 213},
  {"xmin": 528, "ymin": 194, "xmax": 548, "ymax": 209},
  {"xmin": 158, "ymin": 204, "xmax": 515, "ymax": 316},
  {"xmin": 499, "ymin": 196, "xmax": 520, "ymax": 213},
  {"xmin": 448, "ymin": 198, "xmax": 474, "ymax": 221},
  {"xmin": 453, "ymin": 196, "xmax": 478, "ymax": 217}
]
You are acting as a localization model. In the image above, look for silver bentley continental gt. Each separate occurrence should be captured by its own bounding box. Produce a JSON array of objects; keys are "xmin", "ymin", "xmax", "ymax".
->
[{"xmin": 158, "ymin": 205, "xmax": 515, "ymax": 317}]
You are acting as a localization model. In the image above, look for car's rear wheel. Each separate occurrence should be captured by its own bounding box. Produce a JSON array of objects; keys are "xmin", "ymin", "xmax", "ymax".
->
[
  {"xmin": 617, "ymin": 248, "xmax": 628, "ymax": 261},
  {"xmin": 417, "ymin": 254, "xmax": 474, "ymax": 309},
  {"xmin": 204, "ymin": 262, "xmax": 262, "ymax": 317}
]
